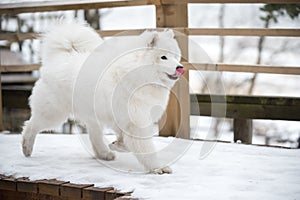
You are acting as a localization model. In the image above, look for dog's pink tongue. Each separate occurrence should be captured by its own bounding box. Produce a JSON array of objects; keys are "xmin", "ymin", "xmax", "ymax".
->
[{"xmin": 176, "ymin": 67, "xmax": 185, "ymax": 76}]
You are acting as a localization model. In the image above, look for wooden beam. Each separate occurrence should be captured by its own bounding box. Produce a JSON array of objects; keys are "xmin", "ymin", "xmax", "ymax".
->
[
  {"xmin": 156, "ymin": 2, "xmax": 190, "ymax": 139},
  {"xmin": 97, "ymin": 29, "xmax": 145, "ymax": 37},
  {"xmin": 0, "ymin": 0, "xmax": 161, "ymax": 15},
  {"xmin": 234, "ymin": 118, "xmax": 253, "ymax": 144},
  {"xmin": 1, "ymin": 74, "xmax": 37, "ymax": 84},
  {"xmin": 1, "ymin": 63, "xmax": 300, "ymax": 75},
  {"xmin": 2, "ymin": 86, "xmax": 32, "ymax": 109},
  {"xmin": 0, "ymin": 32, "xmax": 40, "ymax": 42},
  {"xmin": 165, "ymin": 0, "xmax": 300, "ymax": 4},
  {"xmin": 190, "ymin": 94, "xmax": 300, "ymax": 121},
  {"xmin": 0, "ymin": 0, "xmax": 297, "ymax": 15},
  {"xmin": 2, "ymin": 28, "xmax": 299, "ymax": 42},
  {"xmin": 0, "ymin": 175, "xmax": 133, "ymax": 200},
  {"xmin": 184, "ymin": 63, "xmax": 300, "ymax": 75},
  {"xmin": 188, "ymin": 28, "xmax": 300, "ymax": 37},
  {"xmin": 0, "ymin": 64, "xmax": 40, "ymax": 72},
  {"xmin": 0, "ymin": 74, "xmax": 3, "ymax": 131}
]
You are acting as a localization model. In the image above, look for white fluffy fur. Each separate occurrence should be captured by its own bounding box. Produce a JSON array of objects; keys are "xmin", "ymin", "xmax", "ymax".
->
[{"xmin": 22, "ymin": 20, "xmax": 183, "ymax": 174}]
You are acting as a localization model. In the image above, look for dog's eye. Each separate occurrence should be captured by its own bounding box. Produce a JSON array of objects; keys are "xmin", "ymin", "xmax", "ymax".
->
[{"xmin": 161, "ymin": 56, "xmax": 167, "ymax": 60}]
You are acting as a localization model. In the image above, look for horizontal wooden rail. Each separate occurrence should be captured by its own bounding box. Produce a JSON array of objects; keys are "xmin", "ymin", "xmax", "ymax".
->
[
  {"xmin": 184, "ymin": 63, "xmax": 300, "ymax": 75},
  {"xmin": 190, "ymin": 94, "xmax": 300, "ymax": 120},
  {"xmin": 2, "ymin": 63, "xmax": 300, "ymax": 75},
  {"xmin": 0, "ymin": 0, "xmax": 161, "ymax": 15},
  {"xmin": 4, "ymin": 87, "xmax": 300, "ymax": 121},
  {"xmin": 0, "ymin": 64, "xmax": 40, "ymax": 72},
  {"xmin": 0, "ymin": 32, "xmax": 39, "ymax": 42},
  {"xmin": 187, "ymin": 28, "xmax": 300, "ymax": 37},
  {"xmin": 2, "ymin": 85, "xmax": 32, "ymax": 109},
  {"xmin": 1, "ymin": 0, "xmax": 298, "ymax": 15},
  {"xmin": 2, "ymin": 74, "xmax": 37, "ymax": 84},
  {"xmin": 1, "ymin": 28, "xmax": 300, "ymax": 42},
  {"xmin": 167, "ymin": 0, "xmax": 300, "ymax": 4}
]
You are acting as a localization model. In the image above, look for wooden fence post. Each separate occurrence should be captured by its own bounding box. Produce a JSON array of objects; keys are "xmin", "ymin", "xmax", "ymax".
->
[
  {"xmin": 233, "ymin": 118, "xmax": 253, "ymax": 144},
  {"xmin": 156, "ymin": 1, "xmax": 190, "ymax": 139}
]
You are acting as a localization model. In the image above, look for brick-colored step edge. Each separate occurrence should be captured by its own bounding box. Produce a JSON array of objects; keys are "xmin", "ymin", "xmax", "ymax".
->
[{"xmin": 0, "ymin": 174, "xmax": 137, "ymax": 200}]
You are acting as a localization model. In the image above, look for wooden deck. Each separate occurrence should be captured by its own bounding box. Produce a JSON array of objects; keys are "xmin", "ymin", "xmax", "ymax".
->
[{"xmin": 0, "ymin": 174, "xmax": 135, "ymax": 200}]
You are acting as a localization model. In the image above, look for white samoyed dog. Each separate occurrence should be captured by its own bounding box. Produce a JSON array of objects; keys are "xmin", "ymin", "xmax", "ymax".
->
[{"xmin": 22, "ymin": 20, "xmax": 185, "ymax": 174}]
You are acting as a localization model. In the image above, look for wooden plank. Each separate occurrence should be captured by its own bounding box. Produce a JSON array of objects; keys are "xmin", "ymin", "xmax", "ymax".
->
[
  {"xmin": 234, "ymin": 118, "xmax": 253, "ymax": 144},
  {"xmin": 178, "ymin": 0, "xmax": 300, "ymax": 3},
  {"xmin": 0, "ymin": 33, "xmax": 40, "ymax": 42},
  {"xmin": 16, "ymin": 178, "xmax": 38, "ymax": 193},
  {"xmin": 60, "ymin": 183, "xmax": 94, "ymax": 199},
  {"xmin": 217, "ymin": 64, "xmax": 300, "ymax": 75},
  {"xmin": 2, "ymin": 28, "xmax": 300, "ymax": 42},
  {"xmin": 82, "ymin": 186, "xmax": 113, "ymax": 200},
  {"xmin": 188, "ymin": 28, "xmax": 300, "ymax": 37},
  {"xmin": 1, "ymin": 74, "xmax": 38, "ymax": 84},
  {"xmin": 0, "ymin": 0, "xmax": 296, "ymax": 15},
  {"xmin": 0, "ymin": 64, "xmax": 40, "ymax": 72},
  {"xmin": 98, "ymin": 28, "xmax": 300, "ymax": 37},
  {"xmin": 0, "ymin": 190, "xmax": 26, "ymax": 200},
  {"xmin": 190, "ymin": 94, "xmax": 300, "ymax": 121},
  {"xmin": 193, "ymin": 94, "xmax": 300, "ymax": 106},
  {"xmin": 192, "ymin": 102, "xmax": 300, "ymax": 120},
  {"xmin": 1, "ymin": 63, "xmax": 300, "ymax": 75},
  {"xmin": 0, "ymin": 175, "xmax": 135, "ymax": 200},
  {"xmin": 0, "ymin": 0, "xmax": 161, "ymax": 15},
  {"xmin": 97, "ymin": 29, "xmax": 145, "ymax": 37},
  {"xmin": 2, "ymin": 85, "xmax": 32, "ymax": 109},
  {"xmin": 0, "ymin": 74, "xmax": 3, "ymax": 131},
  {"xmin": 156, "ymin": 2, "xmax": 190, "ymax": 139},
  {"xmin": 36, "ymin": 179, "xmax": 69, "ymax": 196},
  {"xmin": 0, "ymin": 177, "xmax": 16, "ymax": 191},
  {"xmin": 105, "ymin": 189, "xmax": 129, "ymax": 200},
  {"xmin": 184, "ymin": 63, "xmax": 300, "ymax": 75}
]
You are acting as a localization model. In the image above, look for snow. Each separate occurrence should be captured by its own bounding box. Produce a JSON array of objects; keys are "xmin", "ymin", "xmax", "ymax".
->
[{"xmin": 1, "ymin": 133, "xmax": 300, "ymax": 199}]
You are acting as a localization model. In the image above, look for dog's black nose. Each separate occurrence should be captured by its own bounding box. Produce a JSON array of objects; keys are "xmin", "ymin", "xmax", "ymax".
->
[{"xmin": 176, "ymin": 66, "xmax": 184, "ymax": 69}]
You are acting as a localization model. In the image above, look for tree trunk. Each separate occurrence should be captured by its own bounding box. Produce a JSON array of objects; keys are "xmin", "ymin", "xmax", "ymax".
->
[
  {"xmin": 248, "ymin": 19, "xmax": 270, "ymax": 94},
  {"xmin": 213, "ymin": 4, "xmax": 226, "ymax": 137},
  {"xmin": 84, "ymin": 9, "xmax": 101, "ymax": 30}
]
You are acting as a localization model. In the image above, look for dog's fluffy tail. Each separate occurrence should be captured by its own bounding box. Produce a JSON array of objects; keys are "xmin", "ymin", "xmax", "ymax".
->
[{"xmin": 41, "ymin": 20, "xmax": 102, "ymax": 63}]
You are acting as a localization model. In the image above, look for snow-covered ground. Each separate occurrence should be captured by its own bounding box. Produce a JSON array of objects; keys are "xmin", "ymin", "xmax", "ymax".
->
[{"xmin": 1, "ymin": 133, "xmax": 300, "ymax": 199}]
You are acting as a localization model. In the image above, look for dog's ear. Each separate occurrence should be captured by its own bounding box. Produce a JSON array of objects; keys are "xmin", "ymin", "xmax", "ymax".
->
[
  {"xmin": 147, "ymin": 33, "xmax": 158, "ymax": 48},
  {"xmin": 163, "ymin": 29, "xmax": 175, "ymax": 38}
]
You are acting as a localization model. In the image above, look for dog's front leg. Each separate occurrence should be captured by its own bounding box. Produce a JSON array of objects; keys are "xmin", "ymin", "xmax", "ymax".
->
[
  {"xmin": 87, "ymin": 122, "xmax": 116, "ymax": 161},
  {"xmin": 123, "ymin": 126, "xmax": 172, "ymax": 174}
]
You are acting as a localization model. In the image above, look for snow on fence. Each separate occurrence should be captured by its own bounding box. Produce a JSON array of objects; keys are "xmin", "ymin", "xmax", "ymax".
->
[{"xmin": 1, "ymin": 0, "xmax": 300, "ymax": 142}]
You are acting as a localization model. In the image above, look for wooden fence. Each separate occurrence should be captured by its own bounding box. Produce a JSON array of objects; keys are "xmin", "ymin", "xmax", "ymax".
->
[{"xmin": 1, "ymin": 0, "xmax": 300, "ymax": 143}]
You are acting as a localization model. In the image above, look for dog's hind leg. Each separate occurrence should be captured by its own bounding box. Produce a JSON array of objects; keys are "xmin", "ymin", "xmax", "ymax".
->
[
  {"xmin": 22, "ymin": 109, "xmax": 68, "ymax": 157},
  {"xmin": 87, "ymin": 122, "xmax": 115, "ymax": 161},
  {"xmin": 22, "ymin": 118, "xmax": 41, "ymax": 157},
  {"xmin": 22, "ymin": 79, "xmax": 70, "ymax": 157}
]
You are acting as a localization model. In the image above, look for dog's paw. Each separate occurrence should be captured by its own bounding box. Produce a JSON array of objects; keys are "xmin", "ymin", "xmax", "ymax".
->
[
  {"xmin": 22, "ymin": 145, "xmax": 33, "ymax": 157},
  {"xmin": 151, "ymin": 166, "xmax": 173, "ymax": 174},
  {"xmin": 22, "ymin": 138, "xmax": 33, "ymax": 157},
  {"xmin": 96, "ymin": 151, "xmax": 116, "ymax": 161}
]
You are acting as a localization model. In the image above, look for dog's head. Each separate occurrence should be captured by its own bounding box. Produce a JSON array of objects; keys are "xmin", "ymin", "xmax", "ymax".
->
[{"xmin": 140, "ymin": 29, "xmax": 185, "ymax": 87}]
